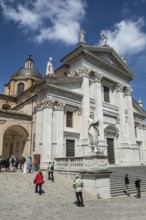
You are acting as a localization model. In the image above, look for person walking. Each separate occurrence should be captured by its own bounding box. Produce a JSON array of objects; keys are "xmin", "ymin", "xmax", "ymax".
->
[
  {"xmin": 9, "ymin": 155, "xmax": 16, "ymax": 172},
  {"xmin": 27, "ymin": 156, "xmax": 32, "ymax": 173},
  {"xmin": 20, "ymin": 156, "xmax": 26, "ymax": 171},
  {"xmin": 33, "ymin": 170, "xmax": 44, "ymax": 195},
  {"xmin": 135, "ymin": 177, "xmax": 141, "ymax": 198},
  {"xmin": 47, "ymin": 162, "xmax": 54, "ymax": 182},
  {"xmin": 73, "ymin": 174, "xmax": 84, "ymax": 207},
  {"xmin": 124, "ymin": 173, "xmax": 130, "ymax": 196}
]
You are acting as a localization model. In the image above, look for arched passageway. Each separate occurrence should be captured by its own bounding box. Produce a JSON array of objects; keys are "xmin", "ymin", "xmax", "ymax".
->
[{"xmin": 2, "ymin": 125, "xmax": 29, "ymax": 160}]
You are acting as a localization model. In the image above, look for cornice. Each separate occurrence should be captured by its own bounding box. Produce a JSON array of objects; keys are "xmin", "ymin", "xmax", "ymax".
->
[{"xmin": 0, "ymin": 108, "xmax": 32, "ymax": 120}]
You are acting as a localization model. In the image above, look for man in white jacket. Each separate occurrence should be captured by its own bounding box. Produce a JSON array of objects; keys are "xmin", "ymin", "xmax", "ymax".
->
[{"xmin": 73, "ymin": 174, "xmax": 84, "ymax": 207}]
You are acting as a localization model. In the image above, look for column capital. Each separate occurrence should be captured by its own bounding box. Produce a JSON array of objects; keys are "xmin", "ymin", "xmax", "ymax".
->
[
  {"xmin": 115, "ymin": 83, "xmax": 124, "ymax": 92},
  {"xmin": 93, "ymin": 72, "xmax": 102, "ymax": 82},
  {"xmin": 74, "ymin": 67, "xmax": 90, "ymax": 77},
  {"xmin": 55, "ymin": 101, "xmax": 65, "ymax": 111},
  {"xmin": 36, "ymin": 98, "xmax": 53, "ymax": 112}
]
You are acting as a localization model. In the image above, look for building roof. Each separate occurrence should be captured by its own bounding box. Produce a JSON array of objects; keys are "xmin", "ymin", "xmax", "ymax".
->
[{"xmin": 12, "ymin": 67, "xmax": 42, "ymax": 79}]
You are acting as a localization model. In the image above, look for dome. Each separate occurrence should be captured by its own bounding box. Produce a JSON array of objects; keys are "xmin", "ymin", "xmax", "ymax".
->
[{"xmin": 13, "ymin": 67, "xmax": 42, "ymax": 79}]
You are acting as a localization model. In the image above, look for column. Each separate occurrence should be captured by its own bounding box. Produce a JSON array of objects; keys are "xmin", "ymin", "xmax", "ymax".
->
[
  {"xmin": 124, "ymin": 87, "xmax": 137, "ymax": 145},
  {"xmin": 93, "ymin": 74, "xmax": 106, "ymax": 145},
  {"xmin": 115, "ymin": 84, "xmax": 129, "ymax": 163},
  {"xmin": 56, "ymin": 101, "xmax": 64, "ymax": 157},
  {"xmin": 81, "ymin": 75, "xmax": 90, "ymax": 155},
  {"xmin": 35, "ymin": 105, "xmax": 43, "ymax": 154},
  {"xmin": 42, "ymin": 98, "xmax": 53, "ymax": 165}
]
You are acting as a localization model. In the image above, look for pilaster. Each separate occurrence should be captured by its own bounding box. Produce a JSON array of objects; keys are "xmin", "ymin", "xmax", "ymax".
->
[
  {"xmin": 55, "ymin": 101, "xmax": 65, "ymax": 157},
  {"xmin": 93, "ymin": 73, "xmax": 107, "ymax": 152},
  {"xmin": 81, "ymin": 75, "xmax": 90, "ymax": 154}
]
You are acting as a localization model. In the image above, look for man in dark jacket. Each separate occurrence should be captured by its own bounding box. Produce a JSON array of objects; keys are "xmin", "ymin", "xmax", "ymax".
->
[
  {"xmin": 124, "ymin": 174, "xmax": 130, "ymax": 196},
  {"xmin": 135, "ymin": 177, "xmax": 141, "ymax": 198}
]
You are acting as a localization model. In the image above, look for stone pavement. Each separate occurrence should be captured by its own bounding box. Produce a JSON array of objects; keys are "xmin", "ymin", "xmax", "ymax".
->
[{"xmin": 0, "ymin": 170, "xmax": 146, "ymax": 220}]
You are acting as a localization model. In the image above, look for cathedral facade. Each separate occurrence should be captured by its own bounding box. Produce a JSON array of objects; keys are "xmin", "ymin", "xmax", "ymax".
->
[{"xmin": 0, "ymin": 40, "xmax": 146, "ymax": 170}]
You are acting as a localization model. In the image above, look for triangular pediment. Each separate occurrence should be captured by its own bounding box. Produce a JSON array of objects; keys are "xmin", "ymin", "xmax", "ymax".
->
[
  {"xmin": 61, "ymin": 44, "xmax": 135, "ymax": 80},
  {"xmin": 86, "ymin": 46, "xmax": 135, "ymax": 77}
]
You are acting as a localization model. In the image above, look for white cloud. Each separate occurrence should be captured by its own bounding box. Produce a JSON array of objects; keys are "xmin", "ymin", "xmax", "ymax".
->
[
  {"xmin": 0, "ymin": 0, "xmax": 86, "ymax": 45},
  {"xmin": 99, "ymin": 18, "xmax": 146, "ymax": 56}
]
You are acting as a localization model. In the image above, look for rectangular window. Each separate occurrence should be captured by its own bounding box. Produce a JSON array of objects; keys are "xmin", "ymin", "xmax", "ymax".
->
[
  {"xmin": 66, "ymin": 111, "xmax": 73, "ymax": 127},
  {"xmin": 66, "ymin": 139, "xmax": 75, "ymax": 157},
  {"xmin": 103, "ymin": 86, "xmax": 110, "ymax": 103}
]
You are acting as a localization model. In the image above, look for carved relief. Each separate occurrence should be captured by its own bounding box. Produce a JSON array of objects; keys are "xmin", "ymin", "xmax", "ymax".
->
[
  {"xmin": 56, "ymin": 101, "xmax": 65, "ymax": 110},
  {"xmin": 115, "ymin": 83, "xmax": 124, "ymax": 92},
  {"xmin": 93, "ymin": 72, "xmax": 102, "ymax": 82},
  {"xmin": 124, "ymin": 87, "xmax": 132, "ymax": 96},
  {"xmin": 75, "ymin": 67, "xmax": 90, "ymax": 77},
  {"xmin": 36, "ymin": 98, "xmax": 53, "ymax": 111},
  {"xmin": 78, "ymin": 107, "xmax": 82, "ymax": 115},
  {"xmin": 83, "ymin": 158, "xmax": 95, "ymax": 166},
  {"xmin": 96, "ymin": 159, "xmax": 108, "ymax": 166}
]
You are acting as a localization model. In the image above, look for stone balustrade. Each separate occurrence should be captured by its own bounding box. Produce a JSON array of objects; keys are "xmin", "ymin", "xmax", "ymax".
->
[
  {"xmin": 54, "ymin": 157, "xmax": 83, "ymax": 171},
  {"xmin": 54, "ymin": 154, "xmax": 109, "ymax": 172}
]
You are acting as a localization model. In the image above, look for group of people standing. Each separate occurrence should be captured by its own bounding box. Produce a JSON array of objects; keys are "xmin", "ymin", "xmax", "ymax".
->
[
  {"xmin": 33, "ymin": 162, "xmax": 85, "ymax": 207},
  {"xmin": 0, "ymin": 155, "xmax": 32, "ymax": 173},
  {"xmin": 124, "ymin": 173, "xmax": 141, "ymax": 198}
]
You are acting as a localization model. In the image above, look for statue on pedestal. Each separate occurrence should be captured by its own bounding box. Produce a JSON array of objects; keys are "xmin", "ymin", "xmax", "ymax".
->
[
  {"xmin": 80, "ymin": 29, "xmax": 86, "ymax": 43},
  {"xmin": 46, "ymin": 57, "xmax": 54, "ymax": 76},
  {"xmin": 102, "ymin": 33, "xmax": 108, "ymax": 45},
  {"xmin": 88, "ymin": 113, "xmax": 100, "ymax": 152}
]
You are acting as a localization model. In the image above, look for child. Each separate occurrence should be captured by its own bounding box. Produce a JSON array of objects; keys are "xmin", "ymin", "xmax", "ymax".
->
[{"xmin": 34, "ymin": 170, "xmax": 44, "ymax": 195}]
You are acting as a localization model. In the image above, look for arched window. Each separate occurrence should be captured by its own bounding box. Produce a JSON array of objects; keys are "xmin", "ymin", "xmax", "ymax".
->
[{"xmin": 17, "ymin": 83, "xmax": 24, "ymax": 94}]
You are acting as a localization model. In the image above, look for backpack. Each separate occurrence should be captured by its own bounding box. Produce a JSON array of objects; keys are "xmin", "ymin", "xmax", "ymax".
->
[
  {"xmin": 51, "ymin": 165, "xmax": 54, "ymax": 171},
  {"xmin": 11, "ymin": 158, "xmax": 15, "ymax": 163}
]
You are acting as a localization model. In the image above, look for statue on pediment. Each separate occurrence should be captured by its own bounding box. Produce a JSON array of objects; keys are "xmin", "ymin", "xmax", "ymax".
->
[
  {"xmin": 80, "ymin": 29, "xmax": 86, "ymax": 43},
  {"xmin": 102, "ymin": 33, "xmax": 108, "ymax": 45}
]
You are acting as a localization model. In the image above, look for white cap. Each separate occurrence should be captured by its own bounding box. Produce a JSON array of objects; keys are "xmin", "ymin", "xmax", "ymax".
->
[{"xmin": 76, "ymin": 174, "xmax": 79, "ymax": 178}]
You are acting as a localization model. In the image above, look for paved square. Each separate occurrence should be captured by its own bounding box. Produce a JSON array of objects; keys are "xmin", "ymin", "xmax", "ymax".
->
[{"xmin": 0, "ymin": 171, "xmax": 146, "ymax": 220}]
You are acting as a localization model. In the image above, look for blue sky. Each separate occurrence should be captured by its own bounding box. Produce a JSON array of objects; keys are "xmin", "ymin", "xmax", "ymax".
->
[{"xmin": 0, "ymin": 0, "xmax": 146, "ymax": 109}]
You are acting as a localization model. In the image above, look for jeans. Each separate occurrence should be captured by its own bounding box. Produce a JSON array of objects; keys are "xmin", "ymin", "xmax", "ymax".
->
[
  {"xmin": 48, "ymin": 171, "xmax": 54, "ymax": 182},
  {"xmin": 76, "ymin": 192, "xmax": 84, "ymax": 206},
  {"xmin": 35, "ymin": 184, "xmax": 42, "ymax": 194},
  {"xmin": 136, "ymin": 187, "xmax": 141, "ymax": 198}
]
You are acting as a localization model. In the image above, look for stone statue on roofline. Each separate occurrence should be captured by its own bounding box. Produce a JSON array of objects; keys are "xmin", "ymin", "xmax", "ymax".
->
[
  {"xmin": 101, "ymin": 32, "xmax": 108, "ymax": 46},
  {"xmin": 79, "ymin": 29, "xmax": 86, "ymax": 44},
  {"xmin": 46, "ymin": 57, "xmax": 55, "ymax": 77}
]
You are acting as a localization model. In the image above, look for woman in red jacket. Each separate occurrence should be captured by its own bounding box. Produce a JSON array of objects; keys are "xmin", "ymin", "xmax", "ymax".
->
[{"xmin": 34, "ymin": 170, "xmax": 44, "ymax": 195}]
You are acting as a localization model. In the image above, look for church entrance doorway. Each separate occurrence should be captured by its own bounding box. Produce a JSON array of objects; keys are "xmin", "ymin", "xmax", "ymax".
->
[
  {"xmin": 107, "ymin": 138, "xmax": 115, "ymax": 164},
  {"xmin": 2, "ymin": 125, "xmax": 29, "ymax": 160}
]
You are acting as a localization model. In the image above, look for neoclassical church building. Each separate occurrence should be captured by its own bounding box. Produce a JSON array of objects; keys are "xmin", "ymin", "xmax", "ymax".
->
[{"xmin": 0, "ymin": 33, "xmax": 146, "ymax": 175}]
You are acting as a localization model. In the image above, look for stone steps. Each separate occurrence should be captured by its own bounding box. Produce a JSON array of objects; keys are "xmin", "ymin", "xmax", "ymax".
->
[{"xmin": 109, "ymin": 166, "xmax": 146, "ymax": 197}]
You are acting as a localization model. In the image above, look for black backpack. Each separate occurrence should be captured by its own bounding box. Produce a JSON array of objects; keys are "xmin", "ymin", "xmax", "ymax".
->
[
  {"xmin": 51, "ymin": 165, "xmax": 54, "ymax": 171},
  {"xmin": 11, "ymin": 158, "xmax": 15, "ymax": 163}
]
